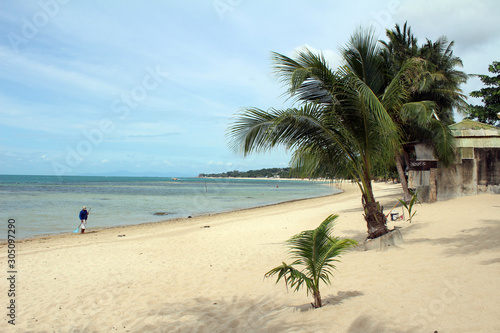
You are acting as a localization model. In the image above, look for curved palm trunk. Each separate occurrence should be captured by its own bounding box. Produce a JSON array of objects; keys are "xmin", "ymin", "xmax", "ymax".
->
[
  {"xmin": 361, "ymin": 176, "xmax": 389, "ymax": 239},
  {"xmin": 396, "ymin": 153, "xmax": 412, "ymax": 201}
]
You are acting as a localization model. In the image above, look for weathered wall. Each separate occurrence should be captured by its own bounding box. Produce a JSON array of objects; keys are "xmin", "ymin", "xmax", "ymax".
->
[
  {"xmin": 476, "ymin": 148, "xmax": 500, "ymax": 194},
  {"xmin": 436, "ymin": 160, "xmax": 477, "ymax": 200},
  {"xmin": 407, "ymin": 169, "xmax": 430, "ymax": 201},
  {"xmin": 410, "ymin": 148, "xmax": 500, "ymax": 202}
]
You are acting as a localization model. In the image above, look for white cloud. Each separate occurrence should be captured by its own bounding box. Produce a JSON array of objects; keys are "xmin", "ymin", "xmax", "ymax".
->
[
  {"xmin": 0, "ymin": 46, "xmax": 120, "ymax": 96},
  {"xmin": 398, "ymin": 0, "xmax": 500, "ymax": 47}
]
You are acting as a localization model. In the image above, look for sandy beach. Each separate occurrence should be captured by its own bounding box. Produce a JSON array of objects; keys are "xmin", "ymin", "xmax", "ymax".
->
[{"xmin": 1, "ymin": 182, "xmax": 499, "ymax": 332}]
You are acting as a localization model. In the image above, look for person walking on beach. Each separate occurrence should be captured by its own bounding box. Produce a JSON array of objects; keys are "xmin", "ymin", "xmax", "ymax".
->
[{"xmin": 79, "ymin": 206, "xmax": 89, "ymax": 234}]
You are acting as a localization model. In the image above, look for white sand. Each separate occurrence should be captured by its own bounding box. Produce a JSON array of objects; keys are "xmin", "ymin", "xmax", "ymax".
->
[{"xmin": 1, "ymin": 182, "xmax": 499, "ymax": 332}]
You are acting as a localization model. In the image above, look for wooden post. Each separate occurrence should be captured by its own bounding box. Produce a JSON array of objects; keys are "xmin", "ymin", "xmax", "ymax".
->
[{"xmin": 429, "ymin": 168, "xmax": 437, "ymax": 202}]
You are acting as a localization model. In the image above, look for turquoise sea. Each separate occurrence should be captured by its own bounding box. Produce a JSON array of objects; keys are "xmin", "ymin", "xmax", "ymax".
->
[{"xmin": 0, "ymin": 175, "xmax": 340, "ymax": 239}]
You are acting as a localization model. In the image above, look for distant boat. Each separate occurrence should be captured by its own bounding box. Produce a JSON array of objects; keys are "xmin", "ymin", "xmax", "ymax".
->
[{"xmin": 172, "ymin": 178, "xmax": 178, "ymax": 180}]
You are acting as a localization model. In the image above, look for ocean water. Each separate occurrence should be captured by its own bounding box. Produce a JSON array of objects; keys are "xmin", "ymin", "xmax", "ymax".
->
[{"xmin": 0, "ymin": 175, "xmax": 340, "ymax": 239}]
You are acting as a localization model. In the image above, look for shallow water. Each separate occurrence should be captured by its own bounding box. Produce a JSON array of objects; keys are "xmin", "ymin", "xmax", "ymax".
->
[{"xmin": 0, "ymin": 175, "xmax": 340, "ymax": 239}]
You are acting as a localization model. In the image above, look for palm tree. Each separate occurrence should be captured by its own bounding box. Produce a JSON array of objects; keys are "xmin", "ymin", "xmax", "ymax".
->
[
  {"xmin": 265, "ymin": 214, "xmax": 357, "ymax": 308},
  {"xmin": 381, "ymin": 22, "xmax": 468, "ymax": 122},
  {"xmin": 380, "ymin": 23, "xmax": 467, "ymax": 200},
  {"xmin": 228, "ymin": 28, "xmax": 424, "ymax": 239},
  {"xmin": 417, "ymin": 36, "xmax": 468, "ymax": 124},
  {"xmin": 380, "ymin": 21, "xmax": 419, "ymax": 72}
]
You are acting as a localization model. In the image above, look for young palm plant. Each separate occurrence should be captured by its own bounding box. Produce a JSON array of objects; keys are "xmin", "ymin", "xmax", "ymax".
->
[
  {"xmin": 397, "ymin": 189, "xmax": 421, "ymax": 223},
  {"xmin": 265, "ymin": 214, "xmax": 357, "ymax": 308}
]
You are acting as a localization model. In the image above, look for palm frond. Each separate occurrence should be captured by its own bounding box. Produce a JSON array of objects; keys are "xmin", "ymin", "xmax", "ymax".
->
[
  {"xmin": 340, "ymin": 27, "xmax": 386, "ymax": 94},
  {"xmin": 272, "ymin": 48, "xmax": 338, "ymax": 105},
  {"xmin": 289, "ymin": 144, "xmax": 360, "ymax": 181},
  {"xmin": 264, "ymin": 261, "xmax": 313, "ymax": 293},
  {"xmin": 227, "ymin": 102, "xmax": 367, "ymax": 180},
  {"xmin": 347, "ymin": 69, "xmax": 400, "ymax": 154},
  {"xmin": 400, "ymin": 101, "xmax": 455, "ymax": 166}
]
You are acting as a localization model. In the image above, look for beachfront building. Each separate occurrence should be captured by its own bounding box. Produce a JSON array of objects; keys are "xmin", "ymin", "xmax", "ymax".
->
[{"xmin": 407, "ymin": 120, "xmax": 500, "ymax": 202}]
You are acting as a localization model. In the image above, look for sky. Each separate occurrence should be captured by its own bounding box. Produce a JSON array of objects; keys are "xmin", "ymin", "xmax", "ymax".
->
[{"xmin": 1, "ymin": 0, "xmax": 499, "ymax": 177}]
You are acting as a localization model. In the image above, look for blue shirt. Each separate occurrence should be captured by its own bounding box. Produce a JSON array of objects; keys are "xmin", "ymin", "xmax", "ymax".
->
[{"xmin": 79, "ymin": 209, "xmax": 88, "ymax": 220}]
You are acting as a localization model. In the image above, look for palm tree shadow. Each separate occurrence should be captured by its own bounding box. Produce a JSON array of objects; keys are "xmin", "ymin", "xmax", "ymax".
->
[
  {"xmin": 338, "ymin": 207, "xmax": 366, "ymax": 214},
  {"xmin": 335, "ymin": 190, "xmax": 402, "ymax": 214},
  {"xmin": 342, "ymin": 229, "xmax": 369, "ymax": 244},
  {"xmin": 405, "ymin": 219, "xmax": 500, "ymax": 260},
  {"xmin": 343, "ymin": 223, "xmax": 418, "ymax": 246},
  {"xmin": 346, "ymin": 315, "xmax": 420, "ymax": 333},
  {"xmin": 481, "ymin": 257, "xmax": 500, "ymax": 265},
  {"xmin": 294, "ymin": 290, "xmax": 364, "ymax": 312}
]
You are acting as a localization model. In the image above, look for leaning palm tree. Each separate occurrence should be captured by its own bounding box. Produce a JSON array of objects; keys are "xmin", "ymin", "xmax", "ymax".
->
[
  {"xmin": 265, "ymin": 214, "xmax": 357, "ymax": 308},
  {"xmin": 228, "ymin": 28, "xmax": 424, "ymax": 239}
]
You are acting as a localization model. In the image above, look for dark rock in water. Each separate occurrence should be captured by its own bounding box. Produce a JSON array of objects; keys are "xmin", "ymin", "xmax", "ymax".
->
[
  {"xmin": 188, "ymin": 216, "xmax": 192, "ymax": 218},
  {"xmin": 154, "ymin": 212, "xmax": 173, "ymax": 216}
]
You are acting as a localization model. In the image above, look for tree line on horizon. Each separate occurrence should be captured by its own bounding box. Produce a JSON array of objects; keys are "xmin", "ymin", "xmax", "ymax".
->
[{"xmin": 198, "ymin": 167, "xmax": 292, "ymax": 178}]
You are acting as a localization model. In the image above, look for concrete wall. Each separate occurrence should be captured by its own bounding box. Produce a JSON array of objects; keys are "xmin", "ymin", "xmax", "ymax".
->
[
  {"xmin": 407, "ymin": 169, "xmax": 430, "ymax": 201},
  {"xmin": 409, "ymin": 148, "xmax": 500, "ymax": 202},
  {"xmin": 436, "ymin": 160, "xmax": 477, "ymax": 200}
]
